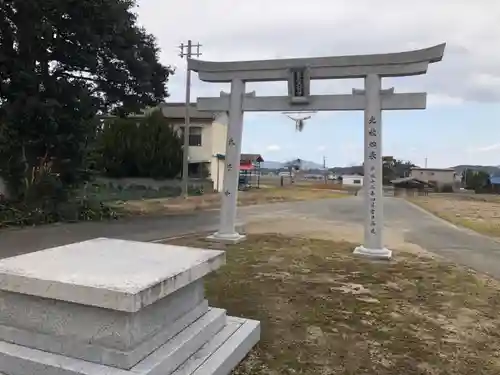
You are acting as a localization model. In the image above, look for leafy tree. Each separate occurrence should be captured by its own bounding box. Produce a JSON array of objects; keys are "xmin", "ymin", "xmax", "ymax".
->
[
  {"xmin": 284, "ymin": 158, "xmax": 301, "ymax": 177},
  {"xmin": 463, "ymin": 169, "xmax": 490, "ymax": 191},
  {"xmin": 94, "ymin": 110, "xmax": 182, "ymax": 179},
  {"xmin": 0, "ymin": 0, "xmax": 173, "ymax": 200},
  {"xmin": 285, "ymin": 158, "xmax": 302, "ymax": 171},
  {"xmin": 382, "ymin": 158, "xmax": 416, "ymax": 185}
]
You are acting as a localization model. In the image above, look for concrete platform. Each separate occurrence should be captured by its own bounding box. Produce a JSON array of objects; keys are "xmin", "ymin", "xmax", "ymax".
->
[
  {"xmin": 0, "ymin": 238, "xmax": 259, "ymax": 375},
  {"xmin": 0, "ymin": 280, "xmax": 205, "ymax": 352},
  {"xmin": 0, "ymin": 299, "xmax": 210, "ymax": 369},
  {"xmin": 0, "ymin": 315, "xmax": 260, "ymax": 375},
  {"xmin": 0, "ymin": 237, "xmax": 225, "ymax": 312}
]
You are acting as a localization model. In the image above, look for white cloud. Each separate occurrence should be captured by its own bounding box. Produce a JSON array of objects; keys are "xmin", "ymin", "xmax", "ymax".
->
[
  {"xmin": 317, "ymin": 145, "xmax": 326, "ymax": 152},
  {"xmin": 136, "ymin": 0, "xmax": 500, "ymax": 105},
  {"xmin": 470, "ymin": 143, "xmax": 500, "ymax": 153},
  {"xmin": 472, "ymin": 74, "xmax": 500, "ymax": 88},
  {"xmin": 427, "ymin": 94, "xmax": 464, "ymax": 107},
  {"xmin": 266, "ymin": 144, "xmax": 281, "ymax": 152}
]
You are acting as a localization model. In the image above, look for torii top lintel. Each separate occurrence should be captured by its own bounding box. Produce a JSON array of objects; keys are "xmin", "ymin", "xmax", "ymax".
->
[{"xmin": 188, "ymin": 43, "xmax": 446, "ymax": 83}]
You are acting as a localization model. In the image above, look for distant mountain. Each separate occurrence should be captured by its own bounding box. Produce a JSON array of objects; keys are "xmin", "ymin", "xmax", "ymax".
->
[
  {"xmin": 451, "ymin": 165, "xmax": 500, "ymax": 176},
  {"xmin": 260, "ymin": 161, "xmax": 285, "ymax": 169},
  {"xmin": 260, "ymin": 160, "xmax": 325, "ymax": 170},
  {"xmin": 298, "ymin": 160, "xmax": 325, "ymax": 170},
  {"xmin": 330, "ymin": 165, "xmax": 364, "ymax": 175},
  {"xmin": 261, "ymin": 162, "xmax": 500, "ymax": 176},
  {"xmin": 330, "ymin": 164, "xmax": 500, "ymax": 177},
  {"xmin": 261, "ymin": 163, "xmax": 363, "ymax": 175}
]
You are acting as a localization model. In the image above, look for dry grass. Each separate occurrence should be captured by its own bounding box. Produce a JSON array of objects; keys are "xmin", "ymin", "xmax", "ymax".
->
[
  {"xmin": 408, "ymin": 195, "xmax": 500, "ymax": 237},
  {"xmin": 257, "ymin": 176, "xmax": 353, "ymax": 191},
  {"xmin": 110, "ymin": 187, "xmax": 347, "ymax": 216},
  {"xmin": 165, "ymin": 233, "xmax": 500, "ymax": 375},
  {"xmin": 306, "ymin": 182, "xmax": 351, "ymax": 191}
]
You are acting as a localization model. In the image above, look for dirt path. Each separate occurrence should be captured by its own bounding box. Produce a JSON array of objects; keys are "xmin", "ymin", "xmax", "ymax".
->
[
  {"xmin": 245, "ymin": 216, "xmax": 435, "ymax": 258},
  {"xmin": 4, "ymin": 196, "xmax": 500, "ymax": 281},
  {"xmin": 0, "ymin": 198, "xmax": 341, "ymax": 259},
  {"xmin": 240, "ymin": 197, "xmax": 500, "ymax": 279}
]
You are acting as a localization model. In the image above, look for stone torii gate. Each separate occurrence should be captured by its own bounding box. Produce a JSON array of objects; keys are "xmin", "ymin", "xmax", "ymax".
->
[{"xmin": 188, "ymin": 43, "xmax": 446, "ymax": 259}]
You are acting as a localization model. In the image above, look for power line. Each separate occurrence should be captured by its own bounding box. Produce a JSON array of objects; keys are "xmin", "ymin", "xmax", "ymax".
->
[
  {"xmin": 179, "ymin": 41, "xmax": 202, "ymax": 59},
  {"xmin": 178, "ymin": 40, "xmax": 202, "ymax": 198}
]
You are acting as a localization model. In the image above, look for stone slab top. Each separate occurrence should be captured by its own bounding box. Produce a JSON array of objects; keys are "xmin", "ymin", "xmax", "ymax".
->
[{"xmin": 0, "ymin": 238, "xmax": 225, "ymax": 312}]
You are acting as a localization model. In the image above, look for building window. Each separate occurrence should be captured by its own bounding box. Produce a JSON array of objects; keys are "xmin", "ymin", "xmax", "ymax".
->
[
  {"xmin": 188, "ymin": 162, "xmax": 210, "ymax": 178},
  {"xmin": 430, "ymin": 172, "xmax": 435, "ymax": 176},
  {"xmin": 189, "ymin": 127, "xmax": 202, "ymax": 146},
  {"xmin": 179, "ymin": 126, "xmax": 202, "ymax": 146},
  {"xmin": 353, "ymin": 179, "xmax": 361, "ymax": 184}
]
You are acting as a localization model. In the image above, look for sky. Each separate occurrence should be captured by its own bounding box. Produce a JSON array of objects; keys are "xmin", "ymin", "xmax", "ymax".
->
[{"xmin": 135, "ymin": 0, "xmax": 500, "ymax": 168}]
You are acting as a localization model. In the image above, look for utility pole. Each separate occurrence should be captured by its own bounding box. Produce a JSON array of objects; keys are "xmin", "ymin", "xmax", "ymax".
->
[
  {"xmin": 179, "ymin": 40, "xmax": 202, "ymax": 198},
  {"xmin": 323, "ymin": 156, "xmax": 327, "ymax": 183}
]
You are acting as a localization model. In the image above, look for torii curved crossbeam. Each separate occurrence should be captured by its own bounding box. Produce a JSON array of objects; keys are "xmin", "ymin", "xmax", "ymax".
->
[{"xmin": 188, "ymin": 43, "xmax": 446, "ymax": 82}]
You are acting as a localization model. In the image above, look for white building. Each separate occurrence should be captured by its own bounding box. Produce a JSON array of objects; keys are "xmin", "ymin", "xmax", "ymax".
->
[
  {"xmin": 342, "ymin": 174, "xmax": 364, "ymax": 187},
  {"xmin": 160, "ymin": 103, "xmax": 228, "ymax": 192},
  {"xmin": 409, "ymin": 167, "xmax": 457, "ymax": 190}
]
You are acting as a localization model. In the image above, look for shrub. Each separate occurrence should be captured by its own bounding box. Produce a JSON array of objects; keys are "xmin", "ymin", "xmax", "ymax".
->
[
  {"xmin": 94, "ymin": 110, "xmax": 182, "ymax": 179},
  {"xmin": 0, "ymin": 155, "xmax": 117, "ymax": 227}
]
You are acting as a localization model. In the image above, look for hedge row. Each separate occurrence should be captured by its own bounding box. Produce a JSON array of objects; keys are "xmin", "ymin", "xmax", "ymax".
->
[{"xmin": 92, "ymin": 110, "xmax": 183, "ymax": 179}]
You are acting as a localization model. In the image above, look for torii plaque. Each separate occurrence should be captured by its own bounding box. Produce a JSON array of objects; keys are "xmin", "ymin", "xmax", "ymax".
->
[{"xmin": 189, "ymin": 43, "xmax": 446, "ymax": 259}]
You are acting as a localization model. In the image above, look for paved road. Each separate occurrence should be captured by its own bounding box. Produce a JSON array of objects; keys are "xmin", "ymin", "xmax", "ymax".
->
[
  {"xmin": 287, "ymin": 196, "xmax": 500, "ymax": 279},
  {"xmin": 2, "ymin": 197, "xmax": 500, "ymax": 279},
  {"xmin": 0, "ymin": 202, "xmax": 307, "ymax": 259},
  {"xmin": 0, "ymin": 211, "xmax": 220, "ymax": 258}
]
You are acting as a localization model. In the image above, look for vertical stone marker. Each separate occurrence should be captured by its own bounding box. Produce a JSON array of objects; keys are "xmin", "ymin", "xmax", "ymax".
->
[
  {"xmin": 352, "ymin": 74, "xmax": 391, "ymax": 259},
  {"xmin": 0, "ymin": 238, "xmax": 260, "ymax": 375}
]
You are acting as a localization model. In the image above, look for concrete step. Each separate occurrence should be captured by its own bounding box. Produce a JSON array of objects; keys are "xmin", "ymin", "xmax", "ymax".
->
[
  {"xmin": 172, "ymin": 316, "xmax": 260, "ymax": 375},
  {"xmin": 0, "ymin": 307, "xmax": 227, "ymax": 375},
  {"xmin": 131, "ymin": 307, "xmax": 227, "ymax": 375},
  {"xmin": 0, "ymin": 299, "xmax": 209, "ymax": 370}
]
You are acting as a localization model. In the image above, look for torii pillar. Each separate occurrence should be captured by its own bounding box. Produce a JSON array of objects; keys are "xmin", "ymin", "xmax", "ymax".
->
[
  {"xmin": 352, "ymin": 81, "xmax": 393, "ymax": 258},
  {"xmin": 206, "ymin": 89, "xmax": 256, "ymax": 243}
]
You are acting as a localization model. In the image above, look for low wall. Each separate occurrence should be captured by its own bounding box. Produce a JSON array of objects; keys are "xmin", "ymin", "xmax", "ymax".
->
[
  {"xmin": 383, "ymin": 186, "xmax": 395, "ymax": 196},
  {"xmin": 0, "ymin": 177, "xmax": 215, "ymax": 201},
  {"xmin": 394, "ymin": 188, "xmax": 430, "ymax": 197},
  {"xmin": 95, "ymin": 177, "xmax": 214, "ymax": 192}
]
